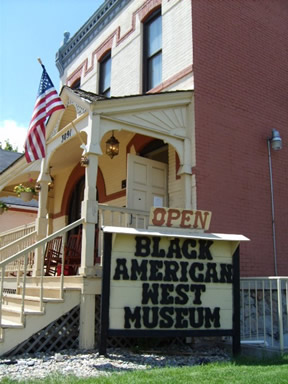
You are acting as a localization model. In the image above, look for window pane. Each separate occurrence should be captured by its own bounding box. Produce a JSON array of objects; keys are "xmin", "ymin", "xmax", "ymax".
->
[
  {"xmin": 147, "ymin": 16, "xmax": 162, "ymax": 57},
  {"xmin": 100, "ymin": 54, "xmax": 111, "ymax": 95},
  {"xmin": 148, "ymin": 52, "xmax": 162, "ymax": 89}
]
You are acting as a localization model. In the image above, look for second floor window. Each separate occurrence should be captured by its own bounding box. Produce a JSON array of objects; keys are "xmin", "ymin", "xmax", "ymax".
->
[
  {"xmin": 143, "ymin": 9, "xmax": 162, "ymax": 92},
  {"xmin": 99, "ymin": 52, "xmax": 111, "ymax": 97}
]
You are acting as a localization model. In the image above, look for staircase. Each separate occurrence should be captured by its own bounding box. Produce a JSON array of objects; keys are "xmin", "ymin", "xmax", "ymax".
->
[
  {"xmin": 0, "ymin": 219, "xmax": 87, "ymax": 356},
  {"xmin": 0, "ymin": 276, "xmax": 82, "ymax": 355}
]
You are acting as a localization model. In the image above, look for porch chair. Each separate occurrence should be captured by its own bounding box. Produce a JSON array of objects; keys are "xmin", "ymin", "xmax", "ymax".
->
[
  {"xmin": 44, "ymin": 236, "xmax": 62, "ymax": 276},
  {"xmin": 63, "ymin": 232, "xmax": 82, "ymax": 275}
]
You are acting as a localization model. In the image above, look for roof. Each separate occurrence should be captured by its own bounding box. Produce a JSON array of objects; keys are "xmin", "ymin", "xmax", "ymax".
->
[
  {"xmin": 1, "ymin": 196, "xmax": 38, "ymax": 208},
  {"xmin": 0, "ymin": 148, "xmax": 23, "ymax": 173},
  {"xmin": 64, "ymin": 86, "xmax": 193, "ymax": 104},
  {"xmin": 71, "ymin": 88, "xmax": 107, "ymax": 102}
]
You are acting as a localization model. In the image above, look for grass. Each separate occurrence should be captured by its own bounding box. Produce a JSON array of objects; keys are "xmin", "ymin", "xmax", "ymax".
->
[{"xmin": 1, "ymin": 355, "xmax": 288, "ymax": 384}]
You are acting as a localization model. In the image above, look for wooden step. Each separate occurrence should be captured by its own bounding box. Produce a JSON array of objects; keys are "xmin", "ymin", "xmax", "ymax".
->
[
  {"xmin": 1, "ymin": 320, "xmax": 24, "ymax": 329},
  {"xmin": 2, "ymin": 294, "xmax": 64, "ymax": 310},
  {"xmin": 18, "ymin": 286, "xmax": 63, "ymax": 299}
]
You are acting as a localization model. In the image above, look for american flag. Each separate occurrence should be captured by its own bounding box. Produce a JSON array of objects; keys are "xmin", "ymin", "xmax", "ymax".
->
[{"xmin": 24, "ymin": 65, "xmax": 65, "ymax": 163}]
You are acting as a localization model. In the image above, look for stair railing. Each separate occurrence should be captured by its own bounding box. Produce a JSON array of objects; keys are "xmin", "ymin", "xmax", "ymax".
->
[{"xmin": 0, "ymin": 218, "xmax": 84, "ymax": 327}]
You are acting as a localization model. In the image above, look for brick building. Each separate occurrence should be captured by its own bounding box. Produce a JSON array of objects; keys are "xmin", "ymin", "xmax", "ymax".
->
[{"xmin": 0, "ymin": 0, "xmax": 287, "ymax": 353}]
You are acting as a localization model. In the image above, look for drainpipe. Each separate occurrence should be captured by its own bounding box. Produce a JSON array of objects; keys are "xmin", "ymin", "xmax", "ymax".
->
[{"xmin": 267, "ymin": 129, "xmax": 282, "ymax": 276}]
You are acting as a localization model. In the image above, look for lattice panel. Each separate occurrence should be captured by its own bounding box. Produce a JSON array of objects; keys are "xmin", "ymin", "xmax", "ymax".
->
[
  {"xmin": 7, "ymin": 295, "xmax": 187, "ymax": 356},
  {"xmin": 7, "ymin": 305, "xmax": 80, "ymax": 356}
]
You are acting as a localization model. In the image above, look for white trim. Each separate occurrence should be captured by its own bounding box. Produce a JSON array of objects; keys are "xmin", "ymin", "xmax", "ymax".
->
[{"xmin": 102, "ymin": 225, "xmax": 250, "ymax": 242}]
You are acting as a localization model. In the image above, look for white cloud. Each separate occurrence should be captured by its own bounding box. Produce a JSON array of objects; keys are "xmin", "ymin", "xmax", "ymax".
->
[{"xmin": 0, "ymin": 120, "xmax": 28, "ymax": 152}]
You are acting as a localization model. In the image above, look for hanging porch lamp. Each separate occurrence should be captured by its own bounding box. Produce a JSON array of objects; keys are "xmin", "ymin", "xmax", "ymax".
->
[{"xmin": 106, "ymin": 131, "xmax": 119, "ymax": 159}]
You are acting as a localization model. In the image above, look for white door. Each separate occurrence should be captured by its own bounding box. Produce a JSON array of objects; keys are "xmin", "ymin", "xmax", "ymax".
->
[{"xmin": 127, "ymin": 154, "xmax": 168, "ymax": 213}]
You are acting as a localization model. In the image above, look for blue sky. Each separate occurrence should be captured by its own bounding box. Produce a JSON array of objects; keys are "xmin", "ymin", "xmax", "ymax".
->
[{"xmin": 0, "ymin": 0, "xmax": 104, "ymax": 152}]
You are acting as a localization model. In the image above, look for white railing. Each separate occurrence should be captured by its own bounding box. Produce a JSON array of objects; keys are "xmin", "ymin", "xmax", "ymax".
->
[
  {"xmin": 240, "ymin": 277, "xmax": 288, "ymax": 353},
  {"xmin": 0, "ymin": 222, "xmax": 35, "ymax": 248},
  {"xmin": 98, "ymin": 204, "xmax": 149, "ymax": 229},
  {"xmin": 0, "ymin": 231, "xmax": 37, "ymax": 264},
  {"xmin": 0, "ymin": 218, "xmax": 84, "ymax": 328}
]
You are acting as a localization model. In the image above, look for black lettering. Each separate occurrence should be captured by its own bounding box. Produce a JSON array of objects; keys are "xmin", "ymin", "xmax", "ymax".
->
[
  {"xmin": 181, "ymin": 239, "xmax": 197, "ymax": 259},
  {"xmin": 166, "ymin": 238, "xmax": 182, "ymax": 259},
  {"xmin": 189, "ymin": 308, "xmax": 204, "ymax": 328},
  {"xmin": 149, "ymin": 260, "xmax": 163, "ymax": 281},
  {"xmin": 142, "ymin": 283, "xmax": 159, "ymax": 305},
  {"xmin": 198, "ymin": 240, "xmax": 213, "ymax": 260},
  {"xmin": 113, "ymin": 259, "xmax": 129, "ymax": 280},
  {"xmin": 179, "ymin": 261, "xmax": 188, "ymax": 282},
  {"xmin": 190, "ymin": 284, "xmax": 206, "ymax": 305},
  {"xmin": 124, "ymin": 307, "xmax": 141, "ymax": 328},
  {"xmin": 143, "ymin": 307, "xmax": 159, "ymax": 328},
  {"xmin": 189, "ymin": 262, "xmax": 204, "ymax": 282},
  {"xmin": 205, "ymin": 263, "xmax": 219, "ymax": 283},
  {"xmin": 175, "ymin": 284, "xmax": 189, "ymax": 305},
  {"xmin": 134, "ymin": 236, "xmax": 151, "ymax": 257},
  {"xmin": 151, "ymin": 237, "xmax": 166, "ymax": 258},
  {"xmin": 175, "ymin": 308, "xmax": 188, "ymax": 328},
  {"xmin": 160, "ymin": 284, "xmax": 174, "ymax": 305},
  {"xmin": 131, "ymin": 259, "xmax": 148, "ymax": 280},
  {"xmin": 220, "ymin": 263, "xmax": 233, "ymax": 283},
  {"xmin": 204, "ymin": 307, "xmax": 220, "ymax": 328},
  {"xmin": 159, "ymin": 307, "xmax": 174, "ymax": 328},
  {"xmin": 163, "ymin": 261, "xmax": 179, "ymax": 282}
]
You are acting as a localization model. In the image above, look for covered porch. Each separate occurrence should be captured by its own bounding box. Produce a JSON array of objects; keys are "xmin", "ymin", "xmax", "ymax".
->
[{"xmin": 0, "ymin": 89, "xmax": 195, "ymax": 354}]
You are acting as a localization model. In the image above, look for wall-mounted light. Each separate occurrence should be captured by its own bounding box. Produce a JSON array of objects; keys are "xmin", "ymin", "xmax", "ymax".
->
[
  {"xmin": 267, "ymin": 129, "xmax": 283, "ymax": 276},
  {"xmin": 106, "ymin": 131, "xmax": 119, "ymax": 159},
  {"xmin": 80, "ymin": 155, "xmax": 89, "ymax": 167},
  {"xmin": 270, "ymin": 129, "xmax": 282, "ymax": 151}
]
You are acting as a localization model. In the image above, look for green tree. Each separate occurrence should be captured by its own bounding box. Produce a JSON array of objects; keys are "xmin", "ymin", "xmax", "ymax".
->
[{"xmin": 0, "ymin": 139, "xmax": 18, "ymax": 152}]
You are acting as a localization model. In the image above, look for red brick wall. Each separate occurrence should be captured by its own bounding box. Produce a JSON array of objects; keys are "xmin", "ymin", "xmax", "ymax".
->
[{"xmin": 192, "ymin": 0, "xmax": 288, "ymax": 276}]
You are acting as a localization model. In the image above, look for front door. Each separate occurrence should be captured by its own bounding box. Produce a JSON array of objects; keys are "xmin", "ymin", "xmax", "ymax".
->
[{"xmin": 127, "ymin": 154, "xmax": 168, "ymax": 212}]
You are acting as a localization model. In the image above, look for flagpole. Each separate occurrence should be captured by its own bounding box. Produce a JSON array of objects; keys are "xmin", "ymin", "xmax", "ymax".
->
[{"xmin": 37, "ymin": 57, "xmax": 43, "ymax": 66}]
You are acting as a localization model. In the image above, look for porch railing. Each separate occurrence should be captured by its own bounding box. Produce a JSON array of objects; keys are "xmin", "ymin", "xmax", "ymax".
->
[
  {"xmin": 0, "ymin": 231, "xmax": 37, "ymax": 265},
  {"xmin": 0, "ymin": 218, "xmax": 84, "ymax": 328},
  {"xmin": 0, "ymin": 222, "xmax": 36, "ymax": 248},
  {"xmin": 98, "ymin": 204, "xmax": 150, "ymax": 229},
  {"xmin": 240, "ymin": 277, "xmax": 288, "ymax": 353}
]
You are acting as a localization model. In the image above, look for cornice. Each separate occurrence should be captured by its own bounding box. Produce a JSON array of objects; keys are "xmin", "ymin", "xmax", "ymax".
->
[{"xmin": 55, "ymin": 0, "xmax": 132, "ymax": 76}]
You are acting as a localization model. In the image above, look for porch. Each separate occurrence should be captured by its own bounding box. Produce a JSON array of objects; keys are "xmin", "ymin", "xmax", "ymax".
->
[{"xmin": 0, "ymin": 205, "xmax": 149, "ymax": 355}]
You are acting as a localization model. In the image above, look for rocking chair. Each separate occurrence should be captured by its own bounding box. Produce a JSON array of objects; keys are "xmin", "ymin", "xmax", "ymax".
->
[
  {"xmin": 44, "ymin": 236, "xmax": 62, "ymax": 276},
  {"xmin": 63, "ymin": 232, "xmax": 82, "ymax": 275}
]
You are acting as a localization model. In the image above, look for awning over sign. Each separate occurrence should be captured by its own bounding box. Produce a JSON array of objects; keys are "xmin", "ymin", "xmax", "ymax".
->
[{"xmin": 102, "ymin": 226, "xmax": 250, "ymax": 243}]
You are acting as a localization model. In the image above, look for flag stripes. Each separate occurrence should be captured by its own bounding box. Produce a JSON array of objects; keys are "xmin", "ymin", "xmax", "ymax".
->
[{"xmin": 24, "ymin": 66, "xmax": 65, "ymax": 163}]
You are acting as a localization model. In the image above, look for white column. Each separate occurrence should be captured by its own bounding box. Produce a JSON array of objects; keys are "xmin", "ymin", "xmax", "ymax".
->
[
  {"xmin": 33, "ymin": 159, "xmax": 51, "ymax": 276},
  {"xmin": 178, "ymin": 138, "xmax": 193, "ymax": 210},
  {"xmin": 78, "ymin": 113, "xmax": 102, "ymax": 350}
]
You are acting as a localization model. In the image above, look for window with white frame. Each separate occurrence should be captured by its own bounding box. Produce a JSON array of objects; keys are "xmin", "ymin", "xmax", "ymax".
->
[
  {"xmin": 143, "ymin": 9, "xmax": 162, "ymax": 92},
  {"xmin": 99, "ymin": 52, "xmax": 111, "ymax": 97}
]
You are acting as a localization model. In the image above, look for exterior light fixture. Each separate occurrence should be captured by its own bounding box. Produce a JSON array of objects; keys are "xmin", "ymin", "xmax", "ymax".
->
[
  {"xmin": 267, "ymin": 129, "xmax": 283, "ymax": 276},
  {"xmin": 106, "ymin": 131, "xmax": 119, "ymax": 159},
  {"xmin": 270, "ymin": 129, "xmax": 282, "ymax": 151},
  {"xmin": 80, "ymin": 155, "xmax": 89, "ymax": 167}
]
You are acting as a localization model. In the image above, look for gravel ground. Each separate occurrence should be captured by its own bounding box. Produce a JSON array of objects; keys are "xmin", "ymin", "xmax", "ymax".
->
[{"xmin": 0, "ymin": 345, "xmax": 231, "ymax": 381}]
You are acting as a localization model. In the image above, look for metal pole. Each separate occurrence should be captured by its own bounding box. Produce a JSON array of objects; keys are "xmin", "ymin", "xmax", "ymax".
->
[{"xmin": 267, "ymin": 139, "xmax": 278, "ymax": 276}]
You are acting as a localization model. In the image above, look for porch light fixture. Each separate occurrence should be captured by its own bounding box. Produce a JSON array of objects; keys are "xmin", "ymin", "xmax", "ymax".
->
[
  {"xmin": 267, "ymin": 129, "xmax": 283, "ymax": 276},
  {"xmin": 80, "ymin": 155, "xmax": 89, "ymax": 167},
  {"xmin": 106, "ymin": 131, "xmax": 119, "ymax": 159}
]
